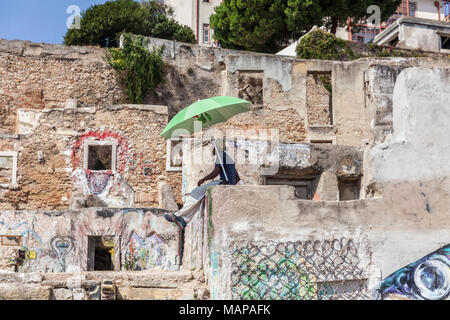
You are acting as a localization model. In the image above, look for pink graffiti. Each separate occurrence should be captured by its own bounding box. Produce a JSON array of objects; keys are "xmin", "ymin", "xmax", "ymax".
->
[{"xmin": 86, "ymin": 170, "xmax": 112, "ymax": 194}]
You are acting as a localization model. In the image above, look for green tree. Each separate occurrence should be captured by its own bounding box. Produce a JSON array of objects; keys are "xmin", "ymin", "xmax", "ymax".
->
[
  {"xmin": 285, "ymin": 0, "xmax": 325, "ymax": 39},
  {"xmin": 211, "ymin": 0, "xmax": 402, "ymax": 53},
  {"xmin": 210, "ymin": 0, "xmax": 289, "ymax": 53},
  {"xmin": 64, "ymin": 0, "xmax": 195, "ymax": 47},
  {"xmin": 286, "ymin": 0, "xmax": 402, "ymax": 35}
]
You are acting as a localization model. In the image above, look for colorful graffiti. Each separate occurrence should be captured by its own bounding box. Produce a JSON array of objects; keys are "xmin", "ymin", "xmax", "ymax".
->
[
  {"xmin": 0, "ymin": 208, "xmax": 180, "ymax": 273},
  {"xmin": 124, "ymin": 231, "xmax": 164, "ymax": 271},
  {"xmin": 229, "ymin": 239, "xmax": 370, "ymax": 300},
  {"xmin": 126, "ymin": 153, "xmax": 155, "ymax": 178},
  {"xmin": 379, "ymin": 244, "xmax": 450, "ymax": 300}
]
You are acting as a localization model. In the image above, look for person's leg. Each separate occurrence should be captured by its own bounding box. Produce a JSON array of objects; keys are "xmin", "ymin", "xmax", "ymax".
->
[{"xmin": 164, "ymin": 180, "xmax": 221, "ymax": 229}]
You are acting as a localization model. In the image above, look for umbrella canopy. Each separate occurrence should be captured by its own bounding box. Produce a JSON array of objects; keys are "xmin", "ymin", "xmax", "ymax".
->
[{"xmin": 160, "ymin": 96, "xmax": 250, "ymax": 140}]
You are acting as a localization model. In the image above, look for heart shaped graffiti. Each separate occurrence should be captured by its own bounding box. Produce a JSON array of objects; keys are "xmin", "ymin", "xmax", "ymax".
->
[{"xmin": 50, "ymin": 237, "xmax": 74, "ymax": 257}]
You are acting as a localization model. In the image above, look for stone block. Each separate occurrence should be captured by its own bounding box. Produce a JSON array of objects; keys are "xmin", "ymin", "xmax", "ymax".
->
[
  {"xmin": 0, "ymin": 284, "xmax": 51, "ymax": 300},
  {"xmin": 52, "ymin": 288, "xmax": 73, "ymax": 300},
  {"xmin": 73, "ymin": 288, "xmax": 87, "ymax": 300},
  {"xmin": 158, "ymin": 181, "xmax": 179, "ymax": 211},
  {"xmin": 118, "ymin": 287, "xmax": 195, "ymax": 300}
]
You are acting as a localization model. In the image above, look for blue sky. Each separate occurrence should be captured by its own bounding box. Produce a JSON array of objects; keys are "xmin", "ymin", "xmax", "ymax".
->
[{"xmin": 0, "ymin": 1, "xmax": 112, "ymax": 44}]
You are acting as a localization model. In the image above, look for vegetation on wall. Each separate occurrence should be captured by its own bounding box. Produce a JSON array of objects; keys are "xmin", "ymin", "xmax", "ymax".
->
[
  {"xmin": 107, "ymin": 34, "xmax": 164, "ymax": 104},
  {"xmin": 297, "ymin": 29, "xmax": 425, "ymax": 61},
  {"xmin": 297, "ymin": 29, "xmax": 356, "ymax": 60},
  {"xmin": 64, "ymin": 0, "xmax": 195, "ymax": 47}
]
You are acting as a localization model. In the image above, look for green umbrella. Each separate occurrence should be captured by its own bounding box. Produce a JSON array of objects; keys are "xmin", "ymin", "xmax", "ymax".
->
[
  {"xmin": 160, "ymin": 96, "xmax": 250, "ymax": 140},
  {"xmin": 160, "ymin": 96, "xmax": 250, "ymax": 182}
]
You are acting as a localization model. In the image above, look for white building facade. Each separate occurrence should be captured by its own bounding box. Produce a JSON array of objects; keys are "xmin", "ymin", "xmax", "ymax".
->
[
  {"xmin": 339, "ymin": 0, "xmax": 450, "ymax": 43},
  {"xmin": 163, "ymin": 0, "xmax": 223, "ymax": 45}
]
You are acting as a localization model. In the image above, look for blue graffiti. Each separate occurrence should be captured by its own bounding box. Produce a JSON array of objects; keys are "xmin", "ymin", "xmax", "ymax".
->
[{"xmin": 379, "ymin": 244, "xmax": 450, "ymax": 300}]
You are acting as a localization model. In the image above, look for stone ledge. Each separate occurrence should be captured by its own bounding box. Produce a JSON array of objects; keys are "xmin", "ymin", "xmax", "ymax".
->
[
  {"xmin": 0, "ymin": 284, "xmax": 52, "ymax": 300},
  {"xmin": 0, "ymin": 39, "xmax": 106, "ymax": 62},
  {"xmin": 0, "ymin": 133, "xmax": 19, "ymax": 139},
  {"xmin": 117, "ymin": 287, "xmax": 196, "ymax": 300},
  {"xmin": 105, "ymin": 104, "xmax": 168, "ymax": 115}
]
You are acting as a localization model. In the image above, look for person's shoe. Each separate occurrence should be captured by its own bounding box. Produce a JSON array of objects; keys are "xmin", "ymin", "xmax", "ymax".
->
[
  {"xmin": 164, "ymin": 213, "xmax": 175, "ymax": 223},
  {"xmin": 172, "ymin": 213, "xmax": 187, "ymax": 230}
]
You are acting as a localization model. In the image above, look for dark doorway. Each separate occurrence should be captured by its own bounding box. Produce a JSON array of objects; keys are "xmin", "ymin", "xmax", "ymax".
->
[
  {"xmin": 87, "ymin": 236, "xmax": 115, "ymax": 271},
  {"xmin": 94, "ymin": 247, "xmax": 113, "ymax": 271}
]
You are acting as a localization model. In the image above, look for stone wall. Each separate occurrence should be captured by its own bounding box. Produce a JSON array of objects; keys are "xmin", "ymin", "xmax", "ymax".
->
[
  {"xmin": 0, "ymin": 270, "xmax": 207, "ymax": 300},
  {"xmin": 0, "ymin": 104, "xmax": 182, "ymax": 210},
  {"xmin": 0, "ymin": 40, "xmax": 125, "ymax": 134}
]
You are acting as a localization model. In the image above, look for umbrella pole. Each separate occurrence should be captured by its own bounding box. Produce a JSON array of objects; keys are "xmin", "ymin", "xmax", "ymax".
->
[{"xmin": 206, "ymin": 125, "xmax": 230, "ymax": 183}]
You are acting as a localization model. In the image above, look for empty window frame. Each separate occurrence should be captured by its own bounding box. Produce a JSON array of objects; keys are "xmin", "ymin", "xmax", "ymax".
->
[
  {"xmin": 203, "ymin": 24, "xmax": 210, "ymax": 44},
  {"xmin": 440, "ymin": 34, "xmax": 450, "ymax": 51},
  {"xmin": 307, "ymin": 72, "xmax": 333, "ymax": 126},
  {"xmin": 166, "ymin": 137, "xmax": 183, "ymax": 171},
  {"xmin": 0, "ymin": 151, "xmax": 18, "ymax": 187},
  {"xmin": 83, "ymin": 141, "xmax": 117, "ymax": 171},
  {"xmin": 1, "ymin": 235, "xmax": 21, "ymax": 246},
  {"xmin": 238, "ymin": 71, "xmax": 264, "ymax": 105},
  {"xmin": 408, "ymin": 2, "xmax": 416, "ymax": 17},
  {"xmin": 338, "ymin": 179, "xmax": 360, "ymax": 201},
  {"xmin": 265, "ymin": 176, "xmax": 314, "ymax": 200}
]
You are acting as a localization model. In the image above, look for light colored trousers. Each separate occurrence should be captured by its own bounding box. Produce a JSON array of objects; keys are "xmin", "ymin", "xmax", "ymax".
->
[{"xmin": 174, "ymin": 180, "xmax": 222, "ymax": 223}]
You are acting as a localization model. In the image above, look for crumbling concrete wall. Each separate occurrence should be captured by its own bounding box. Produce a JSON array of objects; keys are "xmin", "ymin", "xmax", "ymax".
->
[
  {"xmin": 180, "ymin": 67, "xmax": 450, "ymax": 300},
  {"xmin": 180, "ymin": 136, "xmax": 363, "ymax": 201},
  {"xmin": 371, "ymin": 67, "xmax": 450, "ymax": 182},
  {"xmin": 0, "ymin": 207, "xmax": 180, "ymax": 273},
  {"xmin": 144, "ymin": 36, "xmax": 449, "ymax": 147},
  {"xmin": 203, "ymin": 183, "xmax": 450, "ymax": 300}
]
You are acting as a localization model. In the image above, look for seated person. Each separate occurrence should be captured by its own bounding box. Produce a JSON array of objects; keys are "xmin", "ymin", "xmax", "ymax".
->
[{"xmin": 165, "ymin": 145, "xmax": 240, "ymax": 229}]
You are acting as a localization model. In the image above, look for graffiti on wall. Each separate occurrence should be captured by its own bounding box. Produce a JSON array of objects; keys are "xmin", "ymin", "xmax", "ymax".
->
[
  {"xmin": 379, "ymin": 244, "xmax": 450, "ymax": 300},
  {"xmin": 85, "ymin": 170, "xmax": 113, "ymax": 194},
  {"xmin": 50, "ymin": 236, "xmax": 74, "ymax": 271},
  {"xmin": 126, "ymin": 153, "xmax": 156, "ymax": 179},
  {"xmin": 229, "ymin": 238, "xmax": 370, "ymax": 300},
  {"xmin": 123, "ymin": 231, "xmax": 164, "ymax": 271},
  {"xmin": 0, "ymin": 209, "xmax": 180, "ymax": 273}
]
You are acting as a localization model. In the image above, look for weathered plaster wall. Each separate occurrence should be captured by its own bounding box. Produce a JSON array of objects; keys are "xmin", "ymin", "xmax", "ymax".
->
[
  {"xmin": 204, "ymin": 184, "xmax": 450, "ymax": 300},
  {"xmin": 0, "ymin": 208, "xmax": 180, "ymax": 273},
  {"xmin": 371, "ymin": 67, "xmax": 450, "ymax": 182}
]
